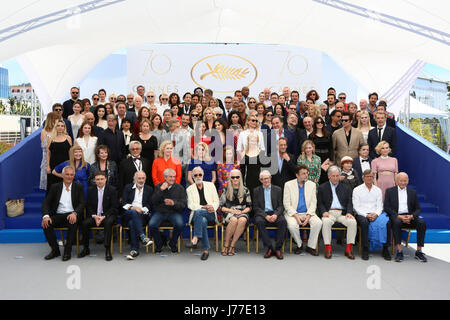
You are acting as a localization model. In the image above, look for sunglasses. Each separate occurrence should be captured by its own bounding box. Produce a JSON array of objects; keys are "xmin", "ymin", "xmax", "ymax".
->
[
  {"xmin": 249, "ymin": 101, "xmax": 256, "ymax": 104},
  {"xmin": 72, "ymin": 92, "xmax": 79, "ymax": 94},
  {"xmin": 54, "ymin": 108, "xmax": 62, "ymax": 111},
  {"xmin": 191, "ymin": 114, "xmax": 199, "ymax": 117},
  {"xmin": 339, "ymin": 97, "xmax": 346, "ymax": 99},
  {"xmin": 231, "ymin": 176, "xmax": 240, "ymax": 179},
  {"xmin": 161, "ymin": 98, "xmax": 169, "ymax": 101},
  {"xmin": 316, "ymin": 121, "xmax": 324, "ymax": 124},
  {"xmin": 147, "ymin": 95, "xmax": 154, "ymax": 98},
  {"xmin": 266, "ymin": 114, "xmax": 273, "ymax": 116},
  {"xmin": 93, "ymin": 98, "xmax": 99, "ymax": 101},
  {"xmin": 342, "ymin": 119, "xmax": 350, "ymax": 122},
  {"xmin": 249, "ymin": 119, "xmax": 257, "ymax": 122},
  {"xmin": 193, "ymin": 174, "xmax": 203, "ymax": 178}
]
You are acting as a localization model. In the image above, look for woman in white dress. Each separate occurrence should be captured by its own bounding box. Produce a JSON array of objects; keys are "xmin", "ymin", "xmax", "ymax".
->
[
  {"xmin": 358, "ymin": 110, "xmax": 373, "ymax": 143},
  {"xmin": 68, "ymin": 101, "xmax": 85, "ymax": 138},
  {"xmin": 40, "ymin": 112, "xmax": 59, "ymax": 190},
  {"xmin": 74, "ymin": 121, "xmax": 98, "ymax": 164}
]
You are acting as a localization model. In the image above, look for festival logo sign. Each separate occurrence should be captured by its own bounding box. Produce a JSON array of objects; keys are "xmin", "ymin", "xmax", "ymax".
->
[{"xmin": 190, "ymin": 54, "xmax": 258, "ymax": 93}]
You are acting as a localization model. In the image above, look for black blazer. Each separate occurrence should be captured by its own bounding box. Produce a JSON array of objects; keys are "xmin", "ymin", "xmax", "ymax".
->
[
  {"xmin": 253, "ymin": 184, "xmax": 284, "ymax": 219},
  {"xmin": 86, "ymin": 185, "xmax": 118, "ymax": 218},
  {"xmin": 42, "ymin": 182, "xmax": 85, "ymax": 217},
  {"xmin": 98, "ymin": 128, "xmax": 126, "ymax": 164},
  {"xmin": 384, "ymin": 186, "xmax": 421, "ymax": 219},
  {"xmin": 271, "ymin": 152, "xmax": 296, "ymax": 189},
  {"xmin": 317, "ymin": 181, "xmax": 353, "ymax": 216},
  {"xmin": 352, "ymin": 156, "xmax": 372, "ymax": 184},
  {"xmin": 116, "ymin": 112, "xmax": 137, "ymax": 130},
  {"xmin": 118, "ymin": 156, "xmax": 152, "ymax": 195},
  {"xmin": 368, "ymin": 126, "xmax": 397, "ymax": 159},
  {"xmin": 121, "ymin": 183, "xmax": 153, "ymax": 214}
]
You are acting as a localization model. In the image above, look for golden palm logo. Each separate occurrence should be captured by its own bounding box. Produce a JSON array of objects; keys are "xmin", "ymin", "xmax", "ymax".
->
[{"xmin": 200, "ymin": 63, "xmax": 250, "ymax": 81}]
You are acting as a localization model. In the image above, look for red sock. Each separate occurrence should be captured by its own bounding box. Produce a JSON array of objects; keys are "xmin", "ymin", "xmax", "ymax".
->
[
  {"xmin": 325, "ymin": 244, "xmax": 332, "ymax": 251},
  {"xmin": 346, "ymin": 244, "xmax": 353, "ymax": 252}
]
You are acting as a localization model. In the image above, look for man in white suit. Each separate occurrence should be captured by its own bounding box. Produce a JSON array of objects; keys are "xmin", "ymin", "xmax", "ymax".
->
[
  {"xmin": 185, "ymin": 166, "xmax": 220, "ymax": 261},
  {"xmin": 283, "ymin": 164, "xmax": 322, "ymax": 255}
]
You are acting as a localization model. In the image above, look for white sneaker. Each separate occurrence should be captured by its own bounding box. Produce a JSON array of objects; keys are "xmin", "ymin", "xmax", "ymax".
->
[
  {"xmin": 141, "ymin": 237, "xmax": 153, "ymax": 247},
  {"xmin": 126, "ymin": 250, "xmax": 139, "ymax": 260}
]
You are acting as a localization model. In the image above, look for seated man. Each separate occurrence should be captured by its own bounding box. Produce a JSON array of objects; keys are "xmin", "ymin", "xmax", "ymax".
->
[
  {"xmin": 318, "ymin": 166, "xmax": 356, "ymax": 259},
  {"xmin": 78, "ymin": 171, "xmax": 119, "ymax": 261},
  {"xmin": 283, "ymin": 165, "xmax": 322, "ymax": 256},
  {"xmin": 353, "ymin": 170, "xmax": 391, "ymax": 261},
  {"xmin": 121, "ymin": 171, "xmax": 153, "ymax": 260},
  {"xmin": 384, "ymin": 172, "xmax": 427, "ymax": 262},
  {"xmin": 254, "ymin": 170, "xmax": 286, "ymax": 259},
  {"xmin": 150, "ymin": 168, "xmax": 187, "ymax": 253},
  {"xmin": 41, "ymin": 166, "xmax": 85, "ymax": 261},
  {"xmin": 185, "ymin": 166, "xmax": 220, "ymax": 261}
]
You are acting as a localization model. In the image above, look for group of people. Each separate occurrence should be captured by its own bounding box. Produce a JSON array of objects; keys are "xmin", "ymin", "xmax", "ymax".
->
[{"xmin": 40, "ymin": 85, "xmax": 427, "ymax": 262}]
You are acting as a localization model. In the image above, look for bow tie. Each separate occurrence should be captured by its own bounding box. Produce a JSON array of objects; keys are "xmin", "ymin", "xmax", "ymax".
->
[
  {"xmin": 361, "ymin": 159, "xmax": 369, "ymax": 162},
  {"xmin": 133, "ymin": 157, "xmax": 141, "ymax": 161}
]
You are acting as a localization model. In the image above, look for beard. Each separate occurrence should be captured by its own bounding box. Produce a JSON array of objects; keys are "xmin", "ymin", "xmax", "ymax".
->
[
  {"xmin": 136, "ymin": 182, "xmax": 145, "ymax": 188},
  {"xmin": 194, "ymin": 178, "xmax": 203, "ymax": 185}
]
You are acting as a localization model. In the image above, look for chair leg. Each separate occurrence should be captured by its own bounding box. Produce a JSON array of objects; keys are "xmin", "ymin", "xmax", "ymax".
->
[
  {"xmin": 119, "ymin": 227, "xmax": 123, "ymax": 254},
  {"xmin": 255, "ymin": 228, "xmax": 259, "ymax": 253},
  {"xmin": 76, "ymin": 228, "xmax": 79, "ymax": 255},
  {"xmin": 358, "ymin": 227, "xmax": 362, "ymax": 255},
  {"xmin": 247, "ymin": 226, "xmax": 250, "ymax": 253},
  {"xmin": 92, "ymin": 229, "xmax": 96, "ymax": 246},
  {"xmin": 221, "ymin": 225, "xmax": 224, "ymax": 251},
  {"xmin": 110, "ymin": 227, "xmax": 114, "ymax": 254},
  {"xmin": 60, "ymin": 230, "xmax": 65, "ymax": 243},
  {"xmin": 391, "ymin": 230, "xmax": 395, "ymax": 255},
  {"xmin": 189, "ymin": 225, "xmax": 193, "ymax": 253}
]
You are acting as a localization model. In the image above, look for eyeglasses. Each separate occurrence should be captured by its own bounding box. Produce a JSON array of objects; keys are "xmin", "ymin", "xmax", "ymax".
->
[
  {"xmin": 193, "ymin": 174, "xmax": 203, "ymax": 178},
  {"xmin": 71, "ymin": 92, "xmax": 79, "ymax": 95},
  {"xmin": 191, "ymin": 114, "xmax": 199, "ymax": 117},
  {"xmin": 147, "ymin": 95, "xmax": 154, "ymax": 98},
  {"xmin": 249, "ymin": 119, "xmax": 257, "ymax": 122},
  {"xmin": 93, "ymin": 98, "xmax": 99, "ymax": 101},
  {"xmin": 342, "ymin": 119, "xmax": 350, "ymax": 122},
  {"xmin": 266, "ymin": 113, "xmax": 273, "ymax": 116},
  {"xmin": 54, "ymin": 108, "xmax": 62, "ymax": 111},
  {"xmin": 339, "ymin": 96, "xmax": 346, "ymax": 99},
  {"xmin": 161, "ymin": 98, "xmax": 168, "ymax": 101},
  {"xmin": 231, "ymin": 176, "xmax": 240, "ymax": 179}
]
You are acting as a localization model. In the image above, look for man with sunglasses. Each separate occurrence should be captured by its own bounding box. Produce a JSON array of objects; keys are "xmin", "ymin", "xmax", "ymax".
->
[
  {"xmin": 332, "ymin": 112, "xmax": 365, "ymax": 166},
  {"xmin": 126, "ymin": 94, "xmax": 135, "ymax": 112},
  {"xmin": 222, "ymin": 96, "xmax": 233, "ymax": 120},
  {"xmin": 337, "ymin": 93, "xmax": 348, "ymax": 111},
  {"xmin": 91, "ymin": 94, "xmax": 100, "ymax": 111},
  {"xmin": 145, "ymin": 91, "xmax": 156, "ymax": 108},
  {"xmin": 62, "ymin": 87, "xmax": 82, "ymax": 119},
  {"xmin": 157, "ymin": 93, "xmax": 170, "ymax": 117},
  {"xmin": 136, "ymin": 85, "xmax": 146, "ymax": 103}
]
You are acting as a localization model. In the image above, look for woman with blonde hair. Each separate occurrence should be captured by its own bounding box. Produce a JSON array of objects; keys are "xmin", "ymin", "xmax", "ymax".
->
[
  {"xmin": 151, "ymin": 141, "xmax": 182, "ymax": 186},
  {"xmin": 203, "ymin": 106, "xmax": 216, "ymax": 130},
  {"xmin": 53, "ymin": 145, "xmax": 90, "ymax": 198},
  {"xmin": 296, "ymin": 140, "xmax": 322, "ymax": 187},
  {"xmin": 187, "ymin": 142, "xmax": 216, "ymax": 185},
  {"xmin": 46, "ymin": 119, "xmax": 72, "ymax": 192},
  {"xmin": 307, "ymin": 104, "xmax": 321, "ymax": 120},
  {"xmin": 219, "ymin": 169, "xmax": 252, "ymax": 256},
  {"xmin": 240, "ymin": 132, "xmax": 266, "ymax": 200},
  {"xmin": 371, "ymin": 141, "xmax": 398, "ymax": 200},
  {"xmin": 357, "ymin": 110, "xmax": 373, "ymax": 143},
  {"xmin": 40, "ymin": 112, "xmax": 59, "ymax": 190}
]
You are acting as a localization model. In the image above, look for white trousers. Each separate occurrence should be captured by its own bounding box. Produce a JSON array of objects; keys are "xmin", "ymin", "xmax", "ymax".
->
[
  {"xmin": 321, "ymin": 210, "xmax": 357, "ymax": 245},
  {"xmin": 285, "ymin": 214, "xmax": 322, "ymax": 249}
]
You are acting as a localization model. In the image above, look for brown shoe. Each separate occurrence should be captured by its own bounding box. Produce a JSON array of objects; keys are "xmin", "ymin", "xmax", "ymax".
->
[
  {"xmin": 305, "ymin": 246, "xmax": 319, "ymax": 256},
  {"xmin": 294, "ymin": 244, "xmax": 303, "ymax": 254},
  {"xmin": 345, "ymin": 250, "xmax": 355, "ymax": 260},
  {"xmin": 274, "ymin": 250, "xmax": 284, "ymax": 260},
  {"xmin": 264, "ymin": 248, "xmax": 273, "ymax": 259},
  {"xmin": 324, "ymin": 248, "xmax": 332, "ymax": 259}
]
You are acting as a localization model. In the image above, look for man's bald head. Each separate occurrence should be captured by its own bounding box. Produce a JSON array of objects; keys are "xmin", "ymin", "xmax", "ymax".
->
[{"xmin": 396, "ymin": 172, "xmax": 409, "ymax": 189}]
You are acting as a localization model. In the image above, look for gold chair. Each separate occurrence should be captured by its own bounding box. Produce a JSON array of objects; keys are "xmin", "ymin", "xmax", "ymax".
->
[
  {"xmin": 221, "ymin": 223, "xmax": 251, "ymax": 253},
  {"xmin": 119, "ymin": 225, "xmax": 149, "ymax": 254},
  {"xmin": 289, "ymin": 226, "xmax": 320, "ymax": 254},
  {"xmin": 189, "ymin": 221, "xmax": 219, "ymax": 252},
  {"xmin": 391, "ymin": 228, "xmax": 415, "ymax": 255},
  {"xmin": 152, "ymin": 221, "xmax": 183, "ymax": 253},
  {"xmin": 55, "ymin": 227, "xmax": 79, "ymax": 254},
  {"xmin": 255, "ymin": 226, "xmax": 286, "ymax": 253},
  {"xmin": 91, "ymin": 224, "xmax": 119, "ymax": 253}
]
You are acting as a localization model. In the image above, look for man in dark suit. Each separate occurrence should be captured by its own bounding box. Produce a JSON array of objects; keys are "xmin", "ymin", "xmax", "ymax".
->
[
  {"xmin": 384, "ymin": 172, "xmax": 427, "ymax": 262},
  {"xmin": 253, "ymin": 170, "xmax": 286, "ymax": 259},
  {"xmin": 62, "ymin": 87, "xmax": 82, "ymax": 119},
  {"xmin": 116, "ymin": 101, "xmax": 137, "ymax": 130},
  {"xmin": 377, "ymin": 103, "xmax": 396, "ymax": 128},
  {"xmin": 368, "ymin": 111, "xmax": 397, "ymax": 159},
  {"xmin": 266, "ymin": 115, "xmax": 297, "ymax": 156},
  {"xmin": 78, "ymin": 171, "xmax": 118, "ymax": 261},
  {"xmin": 318, "ymin": 166, "xmax": 356, "ymax": 259},
  {"xmin": 352, "ymin": 144, "xmax": 371, "ymax": 184},
  {"xmin": 121, "ymin": 171, "xmax": 153, "ymax": 260},
  {"xmin": 119, "ymin": 141, "xmax": 152, "ymax": 195},
  {"xmin": 298, "ymin": 116, "xmax": 314, "ymax": 148},
  {"xmin": 271, "ymin": 137, "xmax": 296, "ymax": 189},
  {"xmin": 41, "ymin": 166, "xmax": 85, "ymax": 261},
  {"xmin": 98, "ymin": 114, "xmax": 126, "ymax": 164}
]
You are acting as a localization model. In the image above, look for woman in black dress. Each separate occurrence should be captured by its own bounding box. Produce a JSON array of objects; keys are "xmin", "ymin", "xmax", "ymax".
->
[
  {"xmin": 131, "ymin": 118, "xmax": 158, "ymax": 167},
  {"xmin": 46, "ymin": 120, "xmax": 72, "ymax": 192},
  {"xmin": 309, "ymin": 117, "xmax": 333, "ymax": 184}
]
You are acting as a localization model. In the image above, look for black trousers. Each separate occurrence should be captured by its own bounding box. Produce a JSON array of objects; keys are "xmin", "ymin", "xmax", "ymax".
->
[
  {"xmin": 254, "ymin": 215, "xmax": 287, "ymax": 251},
  {"xmin": 391, "ymin": 215, "xmax": 426, "ymax": 247},
  {"xmin": 80, "ymin": 215, "xmax": 116, "ymax": 248},
  {"xmin": 43, "ymin": 213, "xmax": 77, "ymax": 255},
  {"xmin": 356, "ymin": 215, "xmax": 391, "ymax": 250}
]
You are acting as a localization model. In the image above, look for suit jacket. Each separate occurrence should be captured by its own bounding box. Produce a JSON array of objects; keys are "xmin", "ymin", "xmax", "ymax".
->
[
  {"xmin": 93, "ymin": 125, "xmax": 104, "ymax": 138},
  {"xmin": 266, "ymin": 128, "xmax": 296, "ymax": 157},
  {"xmin": 121, "ymin": 183, "xmax": 153, "ymax": 214},
  {"xmin": 317, "ymin": 181, "xmax": 353, "ymax": 216},
  {"xmin": 86, "ymin": 185, "xmax": 118, "ymax": 218},
  {"xmin": 42, "ymin": 182, "xmax": 85, "ymax": 217},
  {"xmin": 367, "ymin": 126, "xmax": 397, "ymax": 159},
  {"xmin": 271, "ymin": 152, "xmax": 296, "ymax": 189},
  {"xmin": 116, "ymin": 112, "xmax": 137, "ymax": 130},
  {"xmin": 98, "ymin": 128, "xmax": 126, "ymax": 164},
  {"xmin": 119, "ymin": 156, "xmax": 152, "ymax": 195},
  {"xmin": 253, "ymin": 184, "xmax": 284, "ymax": 219},
  {"xmin": 283, "ymin": 179, "xmax": 317, "ymax": 217},
  {"xmin": 384, "ymin": 186, "xmax": 420, "ymax": 219},
  {"xmin": 186, "ymin": 182, "xmax": 220, "ymax": 224},
  {"xmin": 352, "ymin": 156, "xmax": 372, "ymax": 184},
  {"xmin": 332, "ymin": 127, "xmax": 365, "ymax": 166}
]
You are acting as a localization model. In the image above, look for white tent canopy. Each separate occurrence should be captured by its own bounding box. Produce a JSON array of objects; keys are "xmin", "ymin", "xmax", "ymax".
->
[
  {"xmin": 0, "ymin": 0, "xmax": 449, "ymax": 114},
  {"xmin": 409, "ymin": 98, "xmax": 449, "ymax": 119}
]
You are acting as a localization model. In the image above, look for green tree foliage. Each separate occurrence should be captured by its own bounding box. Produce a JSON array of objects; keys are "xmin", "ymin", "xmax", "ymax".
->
[{"xmin": 409, "ymin": 118, "xmax": 447, "ymax": 151}]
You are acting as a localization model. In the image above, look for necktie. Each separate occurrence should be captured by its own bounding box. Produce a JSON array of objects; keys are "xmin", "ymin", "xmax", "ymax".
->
[
  {"xmin": 378, "ymin": 128, "xmax": 382, "ymax": 142},
  {"xmin": 97, "ymin": 189, "xmax": 103, "ymax": 216}
]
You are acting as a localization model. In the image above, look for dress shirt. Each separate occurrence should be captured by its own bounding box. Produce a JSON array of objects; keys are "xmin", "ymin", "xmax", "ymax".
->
[
  {"xmin": 123, "ymin": 184, "xmax": 149, "ymax": 214},
  {"xmin": 398, "ymin": 186, "xmax": 409, "ymax": 214},
  {"xmin": 277, "ymin": 153, "xmax": 284, "ymax": 174},
  {"xmin": 57, "ymin": 183, "xmax": 75, "ymax": 214},
  {"xmin": 263, "ymin": 185, "xmax": 273, "ymax": 213},
  {"xmin": 95, "ymin": 187, "xmax": 104, "ymax": 217},
  {"xmin": 330, "ymin": 182, "xmax": 344, "ymax": 210},
  {"xmin": 132, "ymin": 156, "xmax": 142, "ymax": 171},
  {"xmin": 360, "ymin": 156, "xmax": 371, "ymax": 172},
  {"xmin": 352, "ymin": 183, "xmax": 383, "ymax": 217},
  {"xmin": 296, "ymin": 182, "xmax": 307, "ymax": 213}
]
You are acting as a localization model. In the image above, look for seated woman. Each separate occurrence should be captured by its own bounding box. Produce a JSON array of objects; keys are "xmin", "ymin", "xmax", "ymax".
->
[
  {"xmin": 152, "ymin": 141, "xmax": 182, "ymax": 186},
  {"xmin": 220, "ymin": 169, "xmax": 252, "ymax": 256},
  {"xmin": 187, "ymin": 142, "xmax": 216, "ymax": 185},
  {"xmin": 88, "ymin": 145, "xmax": 119, "ymax": 189},
  {"xmin": 53, "ymin": 145, "xmax": 90, "ymax": 199}
]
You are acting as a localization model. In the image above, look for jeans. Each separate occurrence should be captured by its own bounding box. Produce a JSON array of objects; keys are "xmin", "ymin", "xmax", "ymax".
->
[
  {"xmin": 192, "ymin": 209, "xmax": 216, "ymax": 250},
  {"xmin": 122, "ymin": 210, "xmax": 149, "ymax": 251},
  {"xmin": 149, "ymin": 212, "xmax": 184, "ymax": 250}
]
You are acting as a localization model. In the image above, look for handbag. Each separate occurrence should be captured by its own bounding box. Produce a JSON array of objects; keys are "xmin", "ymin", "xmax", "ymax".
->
[{"xmin": 5, "ymin": 199, "xmax": 25, "ymax": 217}]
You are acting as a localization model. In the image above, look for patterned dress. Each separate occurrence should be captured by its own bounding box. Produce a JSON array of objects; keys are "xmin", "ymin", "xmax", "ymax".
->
[{"xmin": 297, "ymin": 154, "xmax": 322, "ymax": 187}]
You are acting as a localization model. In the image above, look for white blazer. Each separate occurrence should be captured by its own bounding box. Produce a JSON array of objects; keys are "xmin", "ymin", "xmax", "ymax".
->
[
  {"xmin": 186, "ymin": 181, "xmax": 220, "ymax": 224},
  {"xmin": 283, "ymin": 179, "xmax": 317, "ymax": 217}
]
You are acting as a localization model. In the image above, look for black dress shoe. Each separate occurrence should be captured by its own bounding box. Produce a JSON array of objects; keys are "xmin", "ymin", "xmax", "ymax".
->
[
  {"xmin": 362, "ymin": 248, "xmax": 369, "ymax": 260},
  {"xmin": 105, "ymin": 249, "xmax": 113, "ymax": 261},
  {"xmin": 169, "ymin": 244, "xmax": 178, "ymax": 253},
  {"xmin": 44, "ymin": 250, "xmax": 61, "ymax": 260},
  {"xmin": 77, "ymin": 247, "xmax": 90, "ymax": 258},
  {"xmin": 62, "ymin": 254, "xmax": 71, "ymax": 261},
  {"xmin": 294, "ymin": 245, "xmax": 303, "ymax": 255},
  {"xmin": 185, "ymin": 241, "xmax": 198, "ymax": 249},
  {"xmin": 382, "ymin": 247, "xmax": 392, "ymax": 261},
  {"xmin": 200, "ymin": 251, "xmax": 209, "ymax": 261},
  {"xmin": 305, "ymin": 246, "xmax": 319, "ymax": 256}
]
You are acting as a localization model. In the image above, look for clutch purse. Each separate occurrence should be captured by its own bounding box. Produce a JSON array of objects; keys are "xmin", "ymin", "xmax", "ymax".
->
[{"xmin": 6, "ymin": 199, "xmax": 25, "ymax": 217}]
